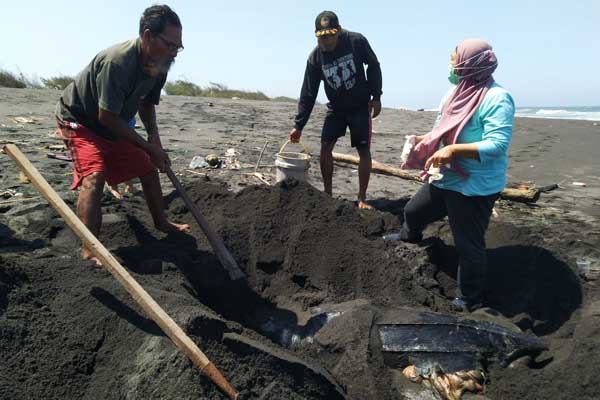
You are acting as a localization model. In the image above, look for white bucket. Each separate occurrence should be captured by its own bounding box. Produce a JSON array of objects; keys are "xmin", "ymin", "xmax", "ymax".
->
[{"xmin": 275, "ymin": 140, "xmax": 310, "ymax": 183}]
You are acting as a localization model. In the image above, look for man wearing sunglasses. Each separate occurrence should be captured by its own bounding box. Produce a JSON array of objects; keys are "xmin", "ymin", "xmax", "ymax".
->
[{"xmin": 55, "ymin": 4, "xmax": 189, "ymax": 266}]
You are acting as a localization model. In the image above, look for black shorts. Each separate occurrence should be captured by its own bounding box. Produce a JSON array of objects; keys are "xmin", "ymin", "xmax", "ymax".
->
[{"xmin": 321, "ymin": 105, "xmax": 372, "ymax": 148}]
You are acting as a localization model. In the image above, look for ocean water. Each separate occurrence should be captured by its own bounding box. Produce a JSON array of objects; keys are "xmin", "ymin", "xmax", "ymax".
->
[{"xmin": 516, "ymin": 107, "xmax": 600, "ymax": 121}]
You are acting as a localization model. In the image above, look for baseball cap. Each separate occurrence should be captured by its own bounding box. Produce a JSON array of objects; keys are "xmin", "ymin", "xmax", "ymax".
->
[{"xmin": 315, "ymin": 11, "xmax": 341, "ymax": 37}]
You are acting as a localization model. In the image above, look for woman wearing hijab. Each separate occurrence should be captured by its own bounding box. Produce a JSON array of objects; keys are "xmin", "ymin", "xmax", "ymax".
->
[{"xmin": 400, "ymin": 39, "xmax": 515, "ymax": 312}]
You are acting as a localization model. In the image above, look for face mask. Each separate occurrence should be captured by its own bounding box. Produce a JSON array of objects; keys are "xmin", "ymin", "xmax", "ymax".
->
[{"xmin": 448, "ymin": 64, "xmax": 462, "ymax": 85}]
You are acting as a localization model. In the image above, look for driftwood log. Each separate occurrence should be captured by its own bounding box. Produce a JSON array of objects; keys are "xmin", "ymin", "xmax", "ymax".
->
[{"xmin": 331, "ymin": 152, "xmax": 542, "ymax": 203}]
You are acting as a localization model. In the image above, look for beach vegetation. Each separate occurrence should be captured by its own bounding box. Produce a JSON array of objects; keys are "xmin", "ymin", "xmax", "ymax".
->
[
  {"xmin": 165, "ymin": 79, "xmax": 274, "ymax": 101},
  {"xmin": 41, "ymin": 75, "xmax": 75, "ymax": 90},
  {"xmin": 0, "ymin": 69, "xmax": 27, "ymax": 88}
]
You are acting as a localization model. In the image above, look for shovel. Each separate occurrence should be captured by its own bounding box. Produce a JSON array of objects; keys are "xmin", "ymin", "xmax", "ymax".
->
[{"xmin": 165, "ymin": 165, "xmax": 246, "ymax": 281}]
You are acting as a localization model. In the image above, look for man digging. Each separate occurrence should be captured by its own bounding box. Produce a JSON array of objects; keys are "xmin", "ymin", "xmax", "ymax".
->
[
  {"xmin": 55, "ymin": 5, "xmax": 190, "ymax": 265},
  {"xmin": 289, "ymin": 11, "xmax": 383, "ymax": 209}
]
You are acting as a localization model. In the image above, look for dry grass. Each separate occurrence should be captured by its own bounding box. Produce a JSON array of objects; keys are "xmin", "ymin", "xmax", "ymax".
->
[
  {"xmin": 41, "ymin": 75, "xmax": 74, "ymax": 90},
  {"xmin": 165, "ymin": 80, "xmax": 284, "ymax": 101},
  {"xmin": 0, "ymin": 69, "xmax": 26, "ymax": 88}
]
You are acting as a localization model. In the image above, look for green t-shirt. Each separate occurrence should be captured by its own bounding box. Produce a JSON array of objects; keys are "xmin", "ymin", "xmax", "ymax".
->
[{"xmin": 55, "ymin": 38, "xmax": 166, "ymax": 140}]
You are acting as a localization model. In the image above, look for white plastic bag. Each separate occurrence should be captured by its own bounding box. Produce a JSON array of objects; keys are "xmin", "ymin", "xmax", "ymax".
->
[
  {"xmin": 400, "ymin": 135, "xmax": 416, "ymax": 163},
  {"xmin": 189, "ymin": 156, "xmax": 208, "ymax": 169}
]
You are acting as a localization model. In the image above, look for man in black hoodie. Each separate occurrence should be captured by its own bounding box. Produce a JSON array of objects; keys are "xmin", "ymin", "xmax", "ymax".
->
[{"xmin": 289, "ymin": 11, "xmax": 382, "ymax": 209}]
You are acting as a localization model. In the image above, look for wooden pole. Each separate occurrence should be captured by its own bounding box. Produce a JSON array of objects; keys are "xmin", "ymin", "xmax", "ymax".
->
[
  {"xmin": 165, "ymin": 166, "xmax": 246, "ymax": 280},
  {"xmin": 3, "ymin": 144, "xmax": 239, "ymax": 400},
  {"xmin": 255, "ymin": 141, "xmax": 269, "ymax": 173},
  {"xmin": 332, "ymin": 152, "xmax": 422, "ymax": 182},
  {"xmin": 332, "ymin": 152, "xmax": 541, "ymax": 203}
]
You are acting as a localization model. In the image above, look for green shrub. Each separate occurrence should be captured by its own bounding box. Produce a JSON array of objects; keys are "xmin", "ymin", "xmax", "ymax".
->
[
  {"xmin": 164, "ymin": 79, "xmax": 204, "ymax": 96},
  {"xmin": 164, "ymin": 80, "xmax": 269, "ymax": 100},
  {"xmin": 0, "ymin": 69, "xmax": 26, "ymax": 88},
  {"xmin": 42, "ymin": 75, "xmax": 74, "ymax": 90},
  {"xmin": 204, "ymin": 82, "xmax": 269, "ymax": 101},
  {"xmin": 271, "ymin": 96, "xmax": 298, "ymax": 103}
]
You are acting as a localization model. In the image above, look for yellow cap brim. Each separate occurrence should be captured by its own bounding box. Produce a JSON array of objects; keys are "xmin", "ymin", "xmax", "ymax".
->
[{"xmin": 315, "ymin": 28, "xmax": 339, "ymax": 37}]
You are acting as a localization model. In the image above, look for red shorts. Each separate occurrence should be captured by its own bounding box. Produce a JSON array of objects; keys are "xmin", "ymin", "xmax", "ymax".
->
[{"xmin": 57, "ymin": 120, "xmax": 155, "ymax": 190}]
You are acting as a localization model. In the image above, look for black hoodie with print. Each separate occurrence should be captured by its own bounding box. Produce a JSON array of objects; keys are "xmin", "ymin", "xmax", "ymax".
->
[{"xmin": 294, "ymin": 30, "xmax": 382, "ymax": 130}]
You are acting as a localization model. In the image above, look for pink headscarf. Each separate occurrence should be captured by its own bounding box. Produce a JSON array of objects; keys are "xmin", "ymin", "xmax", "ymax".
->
[{"xmin": 402, "ymin": 39, "xmax": 498, "ymax": 178}]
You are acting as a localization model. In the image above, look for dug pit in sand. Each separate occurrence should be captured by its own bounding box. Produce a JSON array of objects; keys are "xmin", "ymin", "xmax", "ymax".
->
[{"xmin": 0, "ymin": 178, "xmax": 593, "ymax": 399}]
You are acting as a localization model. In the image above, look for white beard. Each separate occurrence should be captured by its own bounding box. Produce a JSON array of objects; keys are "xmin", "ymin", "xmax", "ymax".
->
[{"xmin": 156, "ymin": 58, "xmax": 175, "ymax": 74}]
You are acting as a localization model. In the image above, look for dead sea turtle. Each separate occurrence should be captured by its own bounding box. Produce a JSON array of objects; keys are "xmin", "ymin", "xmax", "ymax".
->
[
  {"xmin": 377, "ymin": 307, "xmax": 547, "ymax": 399},
  {"xmin": 256, "ymin": 301, "xmax": 545, "ymax": 400}
]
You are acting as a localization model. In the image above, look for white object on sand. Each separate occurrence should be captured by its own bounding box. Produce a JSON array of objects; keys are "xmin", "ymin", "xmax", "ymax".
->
[
  {"xmin": 189, "ymin": 155, "xmax": 208, "ymax": 169},
  {"xmin": 401, "ymin": 135, "xmax": 416, "ymax": 163},
  {"xmin": 225, "ymin": 148, "xmax": 241, "ymax": 170},
  {"xmin": 577, "ymin": 260, "xmax": 590, "ymax": 277},
  {"xmin": 572, "ymin": 182, "xmax": 587, "ymax": 187},
  {"xmin": 382, "ymin": 233, "xmax": 402, "ymax": 241},
  {"xmin": 13, "ymin": 116, "xmax": 40, "ymax": 125}
]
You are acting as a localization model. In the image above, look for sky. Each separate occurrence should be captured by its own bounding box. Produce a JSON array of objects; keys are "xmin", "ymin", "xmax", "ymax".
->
[{"xmin": 1, "ymin": 0, "xmax": 599, "ymax": 109}]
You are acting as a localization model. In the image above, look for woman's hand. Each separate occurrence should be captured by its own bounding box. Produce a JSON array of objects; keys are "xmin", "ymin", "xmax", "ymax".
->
[{"xmin": 425, "ymin": 145, "xmax": 455, "ymax": 170}]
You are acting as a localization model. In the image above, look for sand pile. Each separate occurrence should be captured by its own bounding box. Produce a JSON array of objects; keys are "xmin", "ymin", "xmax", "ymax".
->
[{"xmin": 1, "ymin": 177, "xmax": 598, "ymax": 399}]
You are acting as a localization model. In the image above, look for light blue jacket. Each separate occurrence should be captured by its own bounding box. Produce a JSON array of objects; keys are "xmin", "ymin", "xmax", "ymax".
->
[{"xmin": 432, "ymin": 82, "xmax": 515, "ymax": 196}]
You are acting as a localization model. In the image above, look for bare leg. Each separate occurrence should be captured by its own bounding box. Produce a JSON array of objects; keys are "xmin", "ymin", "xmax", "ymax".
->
[
  {"xmin": 139, "ymin": 170, "xmax": 191, "ymax": 233},
  {"xmin": 77, "ymin": 172, "xmax": 105, "ymax": 265},
  {"xmin": 357, "ymin": 146, "xmax": 373, "ymax": 209},
  {"xmin": 106, "ymin": 183, "xmax": 123, "ymax": 200},
  {"xmin": 106, "ymin": 180, "xmax": 137, "ymax": 200},
  {"xmin": 320, "ymin": 140, "xmax": 337, "ymax": 195},
  {"xmin": 123, "ymin": 180, "xmax": 137, "ymax": 194}
]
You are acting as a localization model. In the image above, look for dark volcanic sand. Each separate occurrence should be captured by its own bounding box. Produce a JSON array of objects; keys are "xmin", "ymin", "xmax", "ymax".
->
[{"xmin": 1, "ymin": 88, "xmax": 600, "ymax": 399}]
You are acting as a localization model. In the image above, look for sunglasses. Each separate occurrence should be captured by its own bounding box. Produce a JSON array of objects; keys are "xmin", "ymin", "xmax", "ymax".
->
[{"xmin": 156, "ymin": 34, "xmax": 184, "ymax": 53}]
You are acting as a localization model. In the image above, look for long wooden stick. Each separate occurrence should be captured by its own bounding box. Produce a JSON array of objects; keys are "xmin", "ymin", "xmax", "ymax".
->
[
  {"xmin": 0, "ymin": 196, "xmax": 41, "ymax": 206},
  {"xmin": 332, "ymin": 152, "xmax": 541, "ymax": 203},
  {"xmin": 255, "ymin": 141, "xmax": 269, "ymax": 173},
  {"xmin": 3, "ymin": 144, "xmax": 239, "ymax": 400},
  {"xmin": 332, "ymin": 152, "xmax": 421, "ymax": 182},
  {"xmin": 165, "ymin": 166, "xmax": 246, "ymax": 280}
]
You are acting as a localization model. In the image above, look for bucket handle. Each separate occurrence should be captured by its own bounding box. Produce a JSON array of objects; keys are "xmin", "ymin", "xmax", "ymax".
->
[{"xmin": 279, "ymin": 140, "xmax": 309, "ymax": 155}]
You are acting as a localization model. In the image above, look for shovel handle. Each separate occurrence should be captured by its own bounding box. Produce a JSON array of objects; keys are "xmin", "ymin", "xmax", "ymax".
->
[{"xmin": 165, "ymin": 166, "xmax": 246, "ymax": 281}]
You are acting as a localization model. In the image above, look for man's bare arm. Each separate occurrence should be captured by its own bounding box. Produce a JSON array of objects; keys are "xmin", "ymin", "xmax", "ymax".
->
[
  {"xmin": 98, "ymin": 107, "xmax": 168, "ymax": 171},
  {"xmin": 138, "ymin": 101, "xmax": 162, "ymax": 147}
]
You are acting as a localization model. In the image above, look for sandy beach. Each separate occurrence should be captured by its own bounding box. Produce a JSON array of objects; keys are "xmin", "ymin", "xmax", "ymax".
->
[{"xmin": 2, "ymin": 87, "xmax": 600, "ymax": 399}]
